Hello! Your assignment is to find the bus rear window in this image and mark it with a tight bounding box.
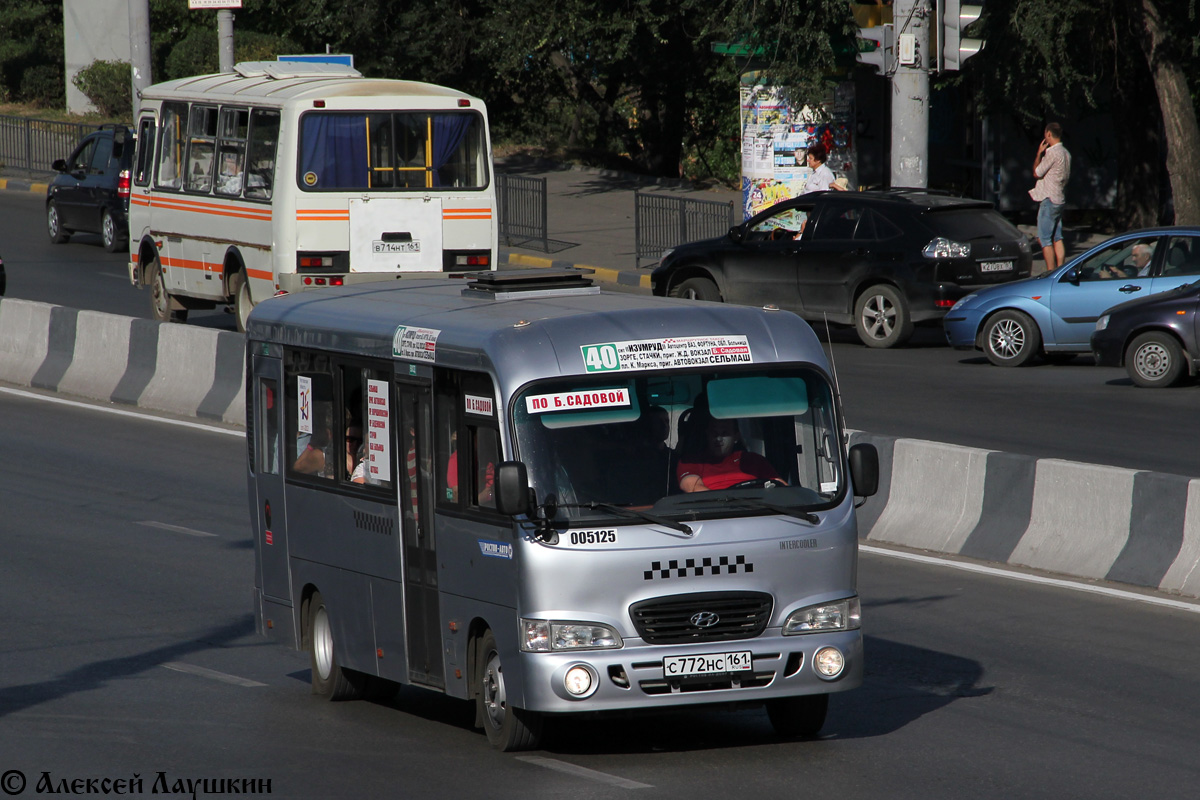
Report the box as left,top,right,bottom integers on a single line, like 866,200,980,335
298,111,487,191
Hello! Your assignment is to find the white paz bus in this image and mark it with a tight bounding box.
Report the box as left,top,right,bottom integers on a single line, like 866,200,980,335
127,62,497,330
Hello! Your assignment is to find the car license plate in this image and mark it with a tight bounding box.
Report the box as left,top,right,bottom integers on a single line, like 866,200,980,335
663,651,753,678
980,260,1013,272
373,240,420,254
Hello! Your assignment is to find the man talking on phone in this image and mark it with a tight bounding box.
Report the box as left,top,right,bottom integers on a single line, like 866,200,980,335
1029,122,1071,272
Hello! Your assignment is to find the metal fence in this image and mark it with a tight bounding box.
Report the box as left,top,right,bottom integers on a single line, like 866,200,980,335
635,192,737,267
496,172,549,252
0,114,106,175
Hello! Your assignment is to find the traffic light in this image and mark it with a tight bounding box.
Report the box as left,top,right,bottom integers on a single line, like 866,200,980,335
856,23,894,75
940,0,984,72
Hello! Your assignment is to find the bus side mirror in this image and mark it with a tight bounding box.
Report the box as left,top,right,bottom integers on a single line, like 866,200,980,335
848,443,879,498
495,461,531,517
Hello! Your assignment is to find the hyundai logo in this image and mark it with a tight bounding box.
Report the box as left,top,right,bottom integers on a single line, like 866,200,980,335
690,611,720,628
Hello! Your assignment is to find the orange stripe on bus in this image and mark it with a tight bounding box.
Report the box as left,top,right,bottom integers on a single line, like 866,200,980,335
246,268,273,281
162,257,224,274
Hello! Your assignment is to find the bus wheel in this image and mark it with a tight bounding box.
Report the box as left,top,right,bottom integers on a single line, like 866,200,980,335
766,693,829,738
150,257,188,323
476,629,542,751
232,271,254,333
307,591,362,701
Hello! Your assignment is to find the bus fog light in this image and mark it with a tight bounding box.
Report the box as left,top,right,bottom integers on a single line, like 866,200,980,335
813,647,845,679
564,665,595,697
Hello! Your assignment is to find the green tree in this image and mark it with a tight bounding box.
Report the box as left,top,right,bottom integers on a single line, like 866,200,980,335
972,0,1200,225
0,0,63,105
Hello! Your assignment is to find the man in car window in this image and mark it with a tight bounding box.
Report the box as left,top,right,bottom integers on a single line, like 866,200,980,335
677,416,781,493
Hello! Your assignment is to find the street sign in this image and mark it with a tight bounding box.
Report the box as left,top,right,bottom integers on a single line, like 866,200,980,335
279,54,356,68
189,1,243,8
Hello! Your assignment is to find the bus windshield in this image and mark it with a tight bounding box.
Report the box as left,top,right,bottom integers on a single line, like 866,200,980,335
511,368,843,524
298,111,487,190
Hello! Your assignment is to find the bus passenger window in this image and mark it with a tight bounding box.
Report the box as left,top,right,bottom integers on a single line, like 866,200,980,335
245,109,279,201
258,379,280,475
135,117,156,186
470,426,498,509
286,354,335,481
186,105,218,193
214,107,249,197
156,102,186,189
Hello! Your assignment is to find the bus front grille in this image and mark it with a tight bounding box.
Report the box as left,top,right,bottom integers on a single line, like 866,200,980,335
630,591,773,644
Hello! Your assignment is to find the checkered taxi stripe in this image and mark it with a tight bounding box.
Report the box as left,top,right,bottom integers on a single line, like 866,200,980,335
644,555,753,580
353,510,394,537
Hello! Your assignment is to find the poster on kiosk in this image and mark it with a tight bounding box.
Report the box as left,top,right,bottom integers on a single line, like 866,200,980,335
740,77,857,220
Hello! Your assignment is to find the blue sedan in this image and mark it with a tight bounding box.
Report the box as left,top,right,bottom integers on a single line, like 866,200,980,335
944,227,1200,366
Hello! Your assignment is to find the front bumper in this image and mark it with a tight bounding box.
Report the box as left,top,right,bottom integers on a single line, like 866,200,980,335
942,310,982,349
1090,330,1125,367
517,628,862,714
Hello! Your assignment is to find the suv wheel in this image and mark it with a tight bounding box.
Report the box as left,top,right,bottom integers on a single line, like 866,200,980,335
47,201,70,244
101,210,125,253
669,276,721,302
983,310,1041,367
854,285,912,348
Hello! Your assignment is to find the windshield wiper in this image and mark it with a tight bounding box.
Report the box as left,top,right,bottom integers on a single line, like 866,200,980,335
675,495,819,525
556,502,693,535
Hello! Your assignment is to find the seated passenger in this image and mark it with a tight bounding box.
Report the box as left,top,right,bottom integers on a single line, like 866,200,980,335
676,416,782,493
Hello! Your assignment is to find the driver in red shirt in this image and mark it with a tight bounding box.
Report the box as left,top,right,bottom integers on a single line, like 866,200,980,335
677,417,781,493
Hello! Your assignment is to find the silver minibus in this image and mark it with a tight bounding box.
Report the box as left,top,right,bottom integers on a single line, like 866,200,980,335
246,269,878,750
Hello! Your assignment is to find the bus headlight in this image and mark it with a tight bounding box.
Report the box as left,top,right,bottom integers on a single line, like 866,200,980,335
521,619,624,652
783,597,861,635
813,646,845,679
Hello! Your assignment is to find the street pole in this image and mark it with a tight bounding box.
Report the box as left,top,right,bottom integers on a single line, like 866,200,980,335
890,0,930,188
128,0,153,116
218,10,235,72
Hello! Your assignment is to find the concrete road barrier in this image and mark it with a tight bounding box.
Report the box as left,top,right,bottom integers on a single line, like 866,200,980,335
0,298,244,425
2,296,1197,600
851,432,1200,600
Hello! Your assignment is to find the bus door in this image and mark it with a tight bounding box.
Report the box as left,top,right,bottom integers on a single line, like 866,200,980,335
250,354,293,634
349,197,444,273
395,380,443,688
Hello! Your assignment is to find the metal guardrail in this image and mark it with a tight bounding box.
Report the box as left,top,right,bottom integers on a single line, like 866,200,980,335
0,114,106,175
634,192,736,268
496,172,549,252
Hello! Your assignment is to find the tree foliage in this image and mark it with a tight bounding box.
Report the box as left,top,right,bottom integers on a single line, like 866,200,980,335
0,0,63,105
72,60,132,118
972,0,1200,224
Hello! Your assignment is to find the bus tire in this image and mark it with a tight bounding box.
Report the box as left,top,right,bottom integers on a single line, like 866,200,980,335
307,591,362,701
47,201,70,244
766,693,829,739
232,271,254,333
476,629,542,751
150,256,188,323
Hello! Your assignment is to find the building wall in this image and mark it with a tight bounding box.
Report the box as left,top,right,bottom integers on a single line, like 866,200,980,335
63,0,133,114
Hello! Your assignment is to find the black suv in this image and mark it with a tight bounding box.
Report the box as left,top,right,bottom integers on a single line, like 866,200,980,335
651,190,1033,347
46,124,133,252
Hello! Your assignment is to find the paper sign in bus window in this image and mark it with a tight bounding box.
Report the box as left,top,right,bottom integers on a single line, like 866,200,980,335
581,336,753,373
392,325,440,362
366,379,391,483
525,388,631,414
297,375,313,435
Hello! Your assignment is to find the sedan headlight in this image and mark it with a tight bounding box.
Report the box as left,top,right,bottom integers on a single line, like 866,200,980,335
1095,314,1110,331
521,619,623,651
949,293,977,312
922,237,971,259
783,597,861,635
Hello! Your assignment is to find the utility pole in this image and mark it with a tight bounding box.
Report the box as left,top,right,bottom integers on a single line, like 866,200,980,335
890,0,930,188
128,0,153,116
218,10,235,72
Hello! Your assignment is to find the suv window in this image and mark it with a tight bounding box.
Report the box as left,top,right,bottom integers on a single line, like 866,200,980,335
925,208,1020,241
90,136,113,174
811,205,863,241
70,137,98,172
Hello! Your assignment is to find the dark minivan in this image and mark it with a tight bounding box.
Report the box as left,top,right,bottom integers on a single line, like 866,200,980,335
46,124,133,252
651,190,1033,348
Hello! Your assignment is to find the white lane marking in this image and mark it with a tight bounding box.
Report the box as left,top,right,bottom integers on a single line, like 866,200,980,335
160,662,266,687
860,544,1200,615
515,756,652,790
0,386,242,437
137,521,219,538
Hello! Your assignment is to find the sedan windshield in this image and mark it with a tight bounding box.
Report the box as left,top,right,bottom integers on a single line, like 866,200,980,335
512,368,843,524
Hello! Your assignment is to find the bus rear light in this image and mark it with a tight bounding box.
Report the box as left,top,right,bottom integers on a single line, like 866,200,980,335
330,277,344,286
299,256,333,268
456,254,490,267
313,100,326,108
458,99,470,107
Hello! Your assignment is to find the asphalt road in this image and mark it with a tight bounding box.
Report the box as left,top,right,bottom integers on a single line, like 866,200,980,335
1,386,1198,799
2,189,1197,476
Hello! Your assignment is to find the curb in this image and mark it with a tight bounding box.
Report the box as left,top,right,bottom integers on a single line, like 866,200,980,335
0,177,50,194
500,252,652,290
3,294,1197,601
